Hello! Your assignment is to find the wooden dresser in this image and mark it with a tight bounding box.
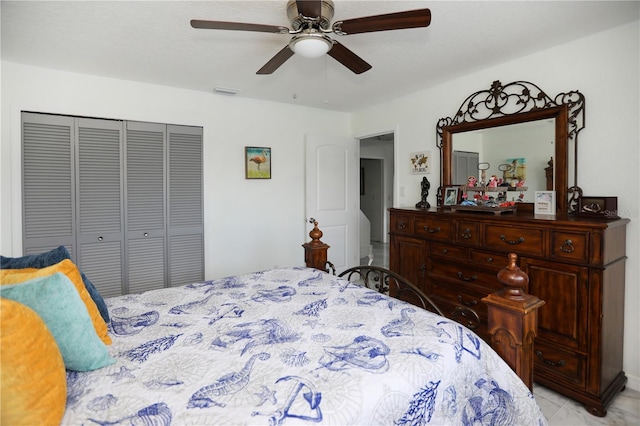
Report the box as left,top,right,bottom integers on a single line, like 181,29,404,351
389,207,628,416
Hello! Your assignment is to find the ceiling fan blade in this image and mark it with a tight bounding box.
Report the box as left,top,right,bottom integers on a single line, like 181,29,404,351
296,0,322,18
257,46,295,74
333,9,431,35
191,19,288,34
327,41,372,74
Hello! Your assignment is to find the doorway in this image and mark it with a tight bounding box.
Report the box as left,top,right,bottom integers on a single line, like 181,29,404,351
359,133,394,244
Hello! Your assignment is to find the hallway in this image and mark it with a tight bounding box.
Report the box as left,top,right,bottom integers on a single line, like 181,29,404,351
360,241,389,269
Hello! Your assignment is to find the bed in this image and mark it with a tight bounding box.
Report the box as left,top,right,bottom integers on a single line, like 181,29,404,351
1,226,546,425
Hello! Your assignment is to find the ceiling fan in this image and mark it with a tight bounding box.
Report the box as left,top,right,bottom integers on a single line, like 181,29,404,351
191,0,431,75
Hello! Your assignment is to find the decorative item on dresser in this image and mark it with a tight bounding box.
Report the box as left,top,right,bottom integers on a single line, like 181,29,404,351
389,79,629,417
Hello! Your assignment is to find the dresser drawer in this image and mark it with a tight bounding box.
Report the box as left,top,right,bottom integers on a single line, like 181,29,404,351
429,242,467,261
468,249,502,270
455,220,480,246
414,217,452,241
484,224,545,256
428,259,502,292
430,281,488,319
390,214,412,235
429,293,486,336
534,340,587,389
549,230,589,263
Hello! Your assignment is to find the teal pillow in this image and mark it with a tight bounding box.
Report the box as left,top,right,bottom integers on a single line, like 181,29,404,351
0,273,115,371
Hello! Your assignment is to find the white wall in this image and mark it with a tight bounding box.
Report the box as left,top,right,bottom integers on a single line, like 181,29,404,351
0,62,351,278
352,21,640,390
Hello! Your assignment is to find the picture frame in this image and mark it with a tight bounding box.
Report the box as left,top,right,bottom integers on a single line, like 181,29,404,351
577,196,619,219
443,186,460,206
534,190,556,215
410,151,431,174
245,147,271,179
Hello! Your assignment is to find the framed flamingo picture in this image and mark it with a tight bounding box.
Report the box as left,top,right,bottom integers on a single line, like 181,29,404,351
245,147,271,179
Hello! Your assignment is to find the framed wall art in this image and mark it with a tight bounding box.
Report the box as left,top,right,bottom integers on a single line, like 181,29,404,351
577,196,619,218
245,147,271,179
505,157,527,185
410,151,431,174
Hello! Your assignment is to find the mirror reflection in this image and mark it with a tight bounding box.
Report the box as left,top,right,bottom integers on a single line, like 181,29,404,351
452,119,555,203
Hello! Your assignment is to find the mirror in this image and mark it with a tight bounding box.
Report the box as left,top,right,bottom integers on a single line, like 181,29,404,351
437,81,585,213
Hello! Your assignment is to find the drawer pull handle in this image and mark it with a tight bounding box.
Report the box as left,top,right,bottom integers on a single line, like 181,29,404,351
535,351,566,367
486,257,493,263
442,249,448,254
561,239,575,253
457,272,477,282
457,294,478,306
398,221,407,230
98,236,103,241
420,263,426,276
500,234,525,245
424,226,441,233
451,306,480,330
462,228,472,239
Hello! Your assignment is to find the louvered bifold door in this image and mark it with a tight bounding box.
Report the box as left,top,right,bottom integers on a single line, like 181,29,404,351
76,118,125,298
167,125,204,287
22,113,76,258
125,121,167,293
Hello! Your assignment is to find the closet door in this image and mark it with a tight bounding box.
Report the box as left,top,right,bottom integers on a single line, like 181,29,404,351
167,125,204,286
125,121,167,293
21,113,76,257
75,118,125,298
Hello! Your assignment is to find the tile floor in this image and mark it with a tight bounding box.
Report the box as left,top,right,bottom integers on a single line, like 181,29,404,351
363,241,640,425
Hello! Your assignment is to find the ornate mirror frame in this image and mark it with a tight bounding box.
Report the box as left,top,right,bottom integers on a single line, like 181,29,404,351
437,80,585,213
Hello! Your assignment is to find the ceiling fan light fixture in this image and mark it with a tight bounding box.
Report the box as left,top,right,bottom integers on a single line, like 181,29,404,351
290,33,333,58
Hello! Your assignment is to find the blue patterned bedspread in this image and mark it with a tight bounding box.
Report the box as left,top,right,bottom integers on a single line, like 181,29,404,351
62,267,547,425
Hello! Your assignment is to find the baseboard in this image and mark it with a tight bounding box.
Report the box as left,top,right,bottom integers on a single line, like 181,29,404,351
626,372,640,392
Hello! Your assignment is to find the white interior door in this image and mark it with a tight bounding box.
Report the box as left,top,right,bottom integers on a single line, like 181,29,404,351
305,133,359,273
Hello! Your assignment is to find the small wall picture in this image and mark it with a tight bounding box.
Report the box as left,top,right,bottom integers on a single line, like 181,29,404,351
535,190,556,215
245,147,271,179
410,151,431,174
505,157,527,184
444,186,459,206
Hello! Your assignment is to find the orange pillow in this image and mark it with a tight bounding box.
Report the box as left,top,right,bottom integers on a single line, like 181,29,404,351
0,259,111,345
0,298,67,425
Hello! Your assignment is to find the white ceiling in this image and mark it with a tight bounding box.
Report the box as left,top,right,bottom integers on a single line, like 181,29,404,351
2,1,638,112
